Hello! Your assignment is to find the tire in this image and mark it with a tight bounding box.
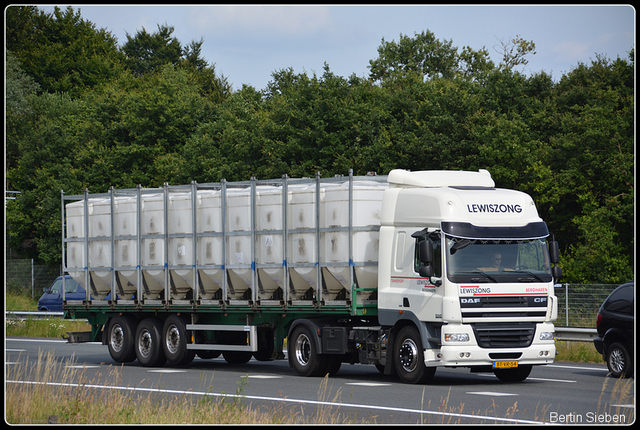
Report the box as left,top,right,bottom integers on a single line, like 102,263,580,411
223,351,253,364
324,357,342,376
197,350,221,360
606,342,633,378
493,364,533,382
288,325,328,377
162,315,195,366
253,328,275,361
107,315,138,363
394,326,435,384
134,318,167,367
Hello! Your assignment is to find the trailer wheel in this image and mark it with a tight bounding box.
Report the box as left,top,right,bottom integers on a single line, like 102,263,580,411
223,351,253,364
394,326,435,384
493,364,532,382
163,315,195,366
107,315,138,363
135,318,167,367
288,325,327,377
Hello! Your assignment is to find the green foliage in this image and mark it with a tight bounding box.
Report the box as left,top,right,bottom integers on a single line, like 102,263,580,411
4,9,634,283
6,5,124,98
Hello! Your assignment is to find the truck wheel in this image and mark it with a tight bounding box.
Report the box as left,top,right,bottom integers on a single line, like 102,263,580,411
288,325,327,377
163,315,195,366
606,342,633,378
135,318,167,367
107,315,137,363
223,351,253,364
394,326,435,384
493,365,532,382
197,350,221,359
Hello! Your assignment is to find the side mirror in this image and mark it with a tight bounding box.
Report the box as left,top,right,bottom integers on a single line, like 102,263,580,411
552,265,562,280
419,265,434,278
418,240,433,264
549,241,560,264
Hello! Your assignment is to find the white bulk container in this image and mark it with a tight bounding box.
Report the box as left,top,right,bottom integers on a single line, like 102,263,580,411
141,193,166,295
87,198,112,297
197,189,223,299
65,200,86,289
255,186,285,297
168,192,194,298
225,187,252,299
322,181,387,294
114,196,138,296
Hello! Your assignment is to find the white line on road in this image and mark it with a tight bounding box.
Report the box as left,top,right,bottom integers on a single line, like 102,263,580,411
345,382,392,387
467,391,518,397
7,379,546,424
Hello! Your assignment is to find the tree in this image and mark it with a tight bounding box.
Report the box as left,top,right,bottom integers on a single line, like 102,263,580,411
121,24,231,102
368,30,459,82
121,23,183,76
494,35,536,71
5,5,124,98
368,30,494,83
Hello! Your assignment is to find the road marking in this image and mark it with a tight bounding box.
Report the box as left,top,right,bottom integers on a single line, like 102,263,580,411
467,391,518,397
6,349,26,352
345,382,392,387
547,364,608,372
147,369,188,373
476,373,577,383
528,377,576,383
247,375,282,379
66,365,100,369
7,379,545,424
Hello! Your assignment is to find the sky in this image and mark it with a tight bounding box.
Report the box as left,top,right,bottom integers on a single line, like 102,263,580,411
38,4,635,91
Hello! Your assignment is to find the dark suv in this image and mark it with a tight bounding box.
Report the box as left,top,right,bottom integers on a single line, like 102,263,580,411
593,281,634,378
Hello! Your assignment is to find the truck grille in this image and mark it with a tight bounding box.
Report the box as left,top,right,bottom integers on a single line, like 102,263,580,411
460,296,548,319
472,323,536,348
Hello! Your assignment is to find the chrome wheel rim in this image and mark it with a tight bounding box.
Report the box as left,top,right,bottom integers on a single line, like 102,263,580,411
110,325,124,352
399,338,419,373
295,333,311,366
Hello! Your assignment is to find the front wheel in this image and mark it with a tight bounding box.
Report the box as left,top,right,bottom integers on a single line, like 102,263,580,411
394,326,435,384
493,364,532,382
607,342,633,378
288,325,327,377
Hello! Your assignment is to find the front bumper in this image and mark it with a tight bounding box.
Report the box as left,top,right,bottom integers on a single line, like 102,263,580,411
424,322,557,368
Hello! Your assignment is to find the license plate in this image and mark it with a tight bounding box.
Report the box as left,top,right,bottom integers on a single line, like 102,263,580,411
493,360,518,369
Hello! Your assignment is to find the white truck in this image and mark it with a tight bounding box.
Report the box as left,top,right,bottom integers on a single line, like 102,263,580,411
62,169,562,384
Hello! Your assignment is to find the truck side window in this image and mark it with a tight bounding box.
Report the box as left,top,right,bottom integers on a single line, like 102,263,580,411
414,232,442,277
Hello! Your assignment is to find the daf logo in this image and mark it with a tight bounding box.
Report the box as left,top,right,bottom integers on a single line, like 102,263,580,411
461,298,481,304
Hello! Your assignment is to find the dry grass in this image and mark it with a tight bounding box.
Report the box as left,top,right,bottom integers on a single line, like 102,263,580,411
6,350,378,424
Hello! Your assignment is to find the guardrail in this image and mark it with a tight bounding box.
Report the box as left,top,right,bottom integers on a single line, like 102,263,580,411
554,327,598,342
6,311,64,320
5,311,599,342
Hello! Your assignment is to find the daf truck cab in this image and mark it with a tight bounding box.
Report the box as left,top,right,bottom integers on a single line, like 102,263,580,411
376,169,561,383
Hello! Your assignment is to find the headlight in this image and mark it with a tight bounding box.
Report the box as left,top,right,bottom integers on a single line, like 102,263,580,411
539,332,555,341
444,333,470,342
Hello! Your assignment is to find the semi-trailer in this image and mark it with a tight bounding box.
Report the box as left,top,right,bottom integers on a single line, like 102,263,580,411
61,169,562,383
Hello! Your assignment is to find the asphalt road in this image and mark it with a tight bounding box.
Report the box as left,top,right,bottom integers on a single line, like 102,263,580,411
6,337,636,424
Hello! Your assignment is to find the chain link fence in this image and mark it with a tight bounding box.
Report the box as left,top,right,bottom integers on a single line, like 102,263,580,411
5,259,60,299
554,283,621,328
4,259,624,326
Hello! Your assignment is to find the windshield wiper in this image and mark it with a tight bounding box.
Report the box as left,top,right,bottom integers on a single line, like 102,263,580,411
513,270,546,282
458,271,498,283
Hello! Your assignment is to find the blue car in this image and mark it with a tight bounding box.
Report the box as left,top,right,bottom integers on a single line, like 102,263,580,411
38,275,87,311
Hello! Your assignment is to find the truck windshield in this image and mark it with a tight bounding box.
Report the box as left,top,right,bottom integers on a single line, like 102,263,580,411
445,236,552,283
